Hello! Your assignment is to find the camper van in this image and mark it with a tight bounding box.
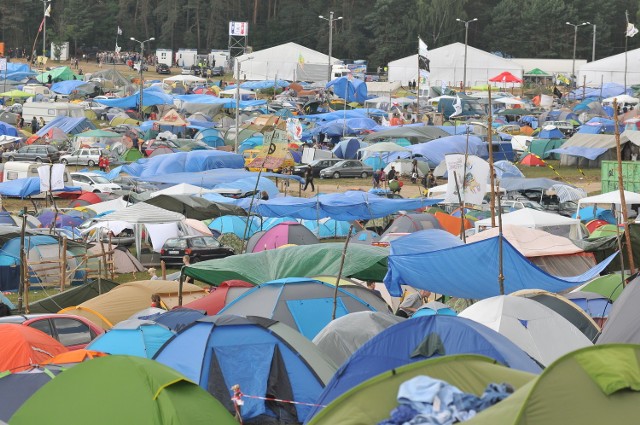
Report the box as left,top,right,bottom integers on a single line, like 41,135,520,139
21,102,85,123
22,85,53,100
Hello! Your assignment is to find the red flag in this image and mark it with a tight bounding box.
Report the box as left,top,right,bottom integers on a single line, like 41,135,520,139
38,18,45,33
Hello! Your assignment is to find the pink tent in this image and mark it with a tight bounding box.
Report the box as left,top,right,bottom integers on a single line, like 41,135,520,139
183,280,254,315
246,222,319,253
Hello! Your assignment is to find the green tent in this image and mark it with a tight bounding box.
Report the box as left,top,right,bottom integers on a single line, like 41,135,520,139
184,243,389,286
11,355,237,425
75,129,122,138
36,66,80,83
0,89,34,98
27,279,119,314
588,224,619,239
464,344,640,425
529,138,564,159
307,355,535,425
121,147,144,162
581,274,625,301
524,68,551,76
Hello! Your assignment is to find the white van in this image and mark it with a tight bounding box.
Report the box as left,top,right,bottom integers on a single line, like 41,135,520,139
21,102,85,124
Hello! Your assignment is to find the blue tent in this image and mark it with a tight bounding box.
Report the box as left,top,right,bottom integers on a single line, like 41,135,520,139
308,118,377,138
305,315,542,422
537,127,564,139
95,86,175,108
208,215,261,238
326,77,368,103
254,191,441,221
154,315,336,423
299,218,352,239
573,207,617,224
0,235,64,291
363,155,386,170
122,150,244,178
300,109,386,121
87,320,175,358
260,216,298,231
412,302,457,318
0,122,19,137
219,278,389,340
384,236,617,299
349,229,380,244
395,135,488,168
494,160,524,178
238,135,264,153
148,308,206,332
577,117,616,135
37,116,96,137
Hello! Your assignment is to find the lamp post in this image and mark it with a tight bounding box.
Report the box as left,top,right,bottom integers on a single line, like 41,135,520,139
456,18,477,93
41,0,51,59
130,37,155,118
319,12,343,81
234,56,253,152
585,22,596,62
566,22,589,88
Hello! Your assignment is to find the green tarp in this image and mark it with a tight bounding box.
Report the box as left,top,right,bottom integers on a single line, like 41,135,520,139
184,243,389,286
36,66,79,83
26,279,119,314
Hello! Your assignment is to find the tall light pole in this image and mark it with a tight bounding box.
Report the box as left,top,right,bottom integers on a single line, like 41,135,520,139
130,37,155,118
319,12,343,81
566,21,589,88
585,22,596,62
42,0,51,58
456,18,477,93
234,56,253,152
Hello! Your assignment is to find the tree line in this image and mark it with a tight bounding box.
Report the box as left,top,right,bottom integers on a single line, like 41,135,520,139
1,0,638,69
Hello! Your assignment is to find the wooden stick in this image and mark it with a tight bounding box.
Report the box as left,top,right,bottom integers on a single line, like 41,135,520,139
60,236,67,291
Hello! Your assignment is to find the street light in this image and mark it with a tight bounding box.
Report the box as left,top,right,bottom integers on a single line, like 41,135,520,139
456,17,478,93
566,21,589,87
585,22,596,62
41,0,51,59
234,56,253,153
319,12,343,81
130,37,155,118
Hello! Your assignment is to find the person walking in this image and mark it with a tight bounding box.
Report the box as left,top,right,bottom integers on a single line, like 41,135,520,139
303,164,315,191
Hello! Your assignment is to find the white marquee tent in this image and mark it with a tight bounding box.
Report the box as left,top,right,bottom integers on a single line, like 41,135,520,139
234,42,339,81
387,42,524,87
577,47,640,86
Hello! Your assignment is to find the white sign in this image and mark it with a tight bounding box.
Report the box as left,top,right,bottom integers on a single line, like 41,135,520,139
0,58,6,71
229,21,249,36
444,154,490,206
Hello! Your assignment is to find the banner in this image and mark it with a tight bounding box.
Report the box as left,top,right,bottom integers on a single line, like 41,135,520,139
418,37,430,80
229,21,249,36
444,154,489,205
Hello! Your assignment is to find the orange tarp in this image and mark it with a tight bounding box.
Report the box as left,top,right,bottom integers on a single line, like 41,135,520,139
42,349,108,365
434,212,472,236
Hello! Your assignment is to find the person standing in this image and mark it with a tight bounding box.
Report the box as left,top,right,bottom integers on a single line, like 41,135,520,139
98,153,110,172
31,116,38,133
396,289,431,318
303,165,315,191
148,268,160,280
39,117,45,128
387,166,396,181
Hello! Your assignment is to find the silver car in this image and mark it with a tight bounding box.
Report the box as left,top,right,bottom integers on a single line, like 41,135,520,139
60,148,103,166
319,160,374,179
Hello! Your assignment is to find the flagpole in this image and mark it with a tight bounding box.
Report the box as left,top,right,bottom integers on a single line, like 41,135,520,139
625,11,629,92
417,36,421,118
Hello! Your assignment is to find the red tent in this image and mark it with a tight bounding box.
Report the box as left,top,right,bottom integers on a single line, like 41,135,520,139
67,192,102,207
0,324,68,372
520,153,546,167
489,71,523,84
183,280,254,315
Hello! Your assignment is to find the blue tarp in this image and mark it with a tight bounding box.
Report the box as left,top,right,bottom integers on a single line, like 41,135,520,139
306,118,378,139
95,87,174,108
548,146,608,160
391,135,488,168
333,138,367,159
254,191,442,221
122,151,244,178
4,63,36,81
384,236,618,299
0,177,80,198
300,109,386,121
236,80,290,90
568,82,632,101
493,160,524,178
326,77,368,104
50,80,90,95
139,168,303,188
175,94,267,109
390,230,463,255
37,116,96,137
306,315,542,422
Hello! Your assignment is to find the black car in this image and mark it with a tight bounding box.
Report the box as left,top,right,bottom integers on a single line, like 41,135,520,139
160,235,234,265
2,145,61,163
211,66,224,76
293,158,342,178
156,63,171,74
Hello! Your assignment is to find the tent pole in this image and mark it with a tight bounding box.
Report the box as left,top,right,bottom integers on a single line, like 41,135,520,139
488,85,496,227
17,209,27,313
332,224,354,320
614,98,635,276
453,172,466,243
497,186,505,295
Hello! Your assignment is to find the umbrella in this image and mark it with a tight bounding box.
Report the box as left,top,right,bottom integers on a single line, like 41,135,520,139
489,71,523,83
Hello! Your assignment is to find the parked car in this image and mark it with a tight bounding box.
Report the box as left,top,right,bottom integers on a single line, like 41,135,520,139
319,160,374,179
501,199,545,211
70,172,122,193
181,67,194,75
60,148,103,166
2,145,61,163
0,314,104,350
293,158,342,178
156,63,171,74
211,66,224,76
160,235,235,265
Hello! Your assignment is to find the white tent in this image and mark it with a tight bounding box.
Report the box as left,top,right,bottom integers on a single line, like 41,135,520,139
95,203,186,260
387,42,524,87
149,183,213,198
459,295,592,366
577,190,640,223
603,94,639,105
234,42,339,81
474,208,584,239
84,197,129,215
577,47,640,86
219,88,257,100
163,75,207,85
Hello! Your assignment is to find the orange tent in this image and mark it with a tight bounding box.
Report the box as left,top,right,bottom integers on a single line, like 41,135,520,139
520,153,545,167
0,324,68,372
434,212,472,236
42,349,108,366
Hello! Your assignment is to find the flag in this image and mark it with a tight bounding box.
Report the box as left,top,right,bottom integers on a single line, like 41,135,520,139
449,96,463,118
418,37,430,74
44,5,51,17
444,154,490,206
115,42,121,53
298,53,304,69
117,26,123,36
38,17,45,33
627,23,639,37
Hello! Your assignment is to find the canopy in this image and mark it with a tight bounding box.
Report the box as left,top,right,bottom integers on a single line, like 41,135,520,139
489,71,523,83
524,68,551,76
578,190,640,208
183,243,388,286
384,236,617,299
96,202,184,224
253,191,441,221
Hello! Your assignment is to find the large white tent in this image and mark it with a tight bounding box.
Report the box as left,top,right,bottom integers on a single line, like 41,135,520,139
387,42,524,87
234,42,339,81
577,47,640,86
474,208,584,239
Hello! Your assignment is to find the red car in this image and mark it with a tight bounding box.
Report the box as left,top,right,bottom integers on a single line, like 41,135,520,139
0,314,104,350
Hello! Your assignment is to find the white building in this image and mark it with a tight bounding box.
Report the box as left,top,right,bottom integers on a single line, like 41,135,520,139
234,42,339,81
577,48,640,86
176,49,198,68
156,49,173,67
387,42,524,88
